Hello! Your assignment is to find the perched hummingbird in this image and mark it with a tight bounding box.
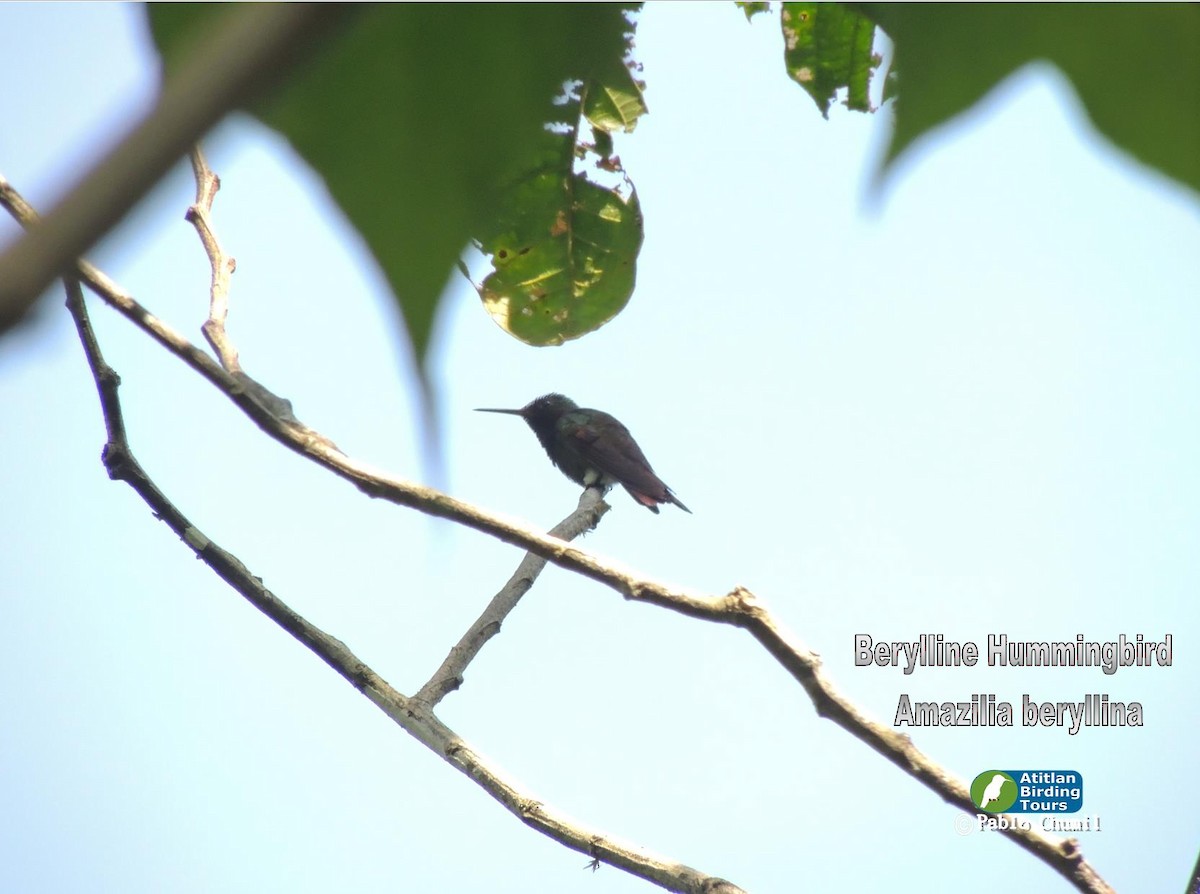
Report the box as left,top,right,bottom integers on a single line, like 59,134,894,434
476,393,691,514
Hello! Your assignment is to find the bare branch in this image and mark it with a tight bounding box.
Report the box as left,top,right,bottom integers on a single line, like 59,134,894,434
187,145,240,373
0,4,353,336
415,487,610,707
2,175,697,614
4,177,1113,894
61,277,746,894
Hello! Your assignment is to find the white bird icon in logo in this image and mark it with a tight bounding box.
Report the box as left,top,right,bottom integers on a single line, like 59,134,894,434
979,773,1008,809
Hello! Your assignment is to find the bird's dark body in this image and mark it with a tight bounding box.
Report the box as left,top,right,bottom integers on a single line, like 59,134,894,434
477,393,690,514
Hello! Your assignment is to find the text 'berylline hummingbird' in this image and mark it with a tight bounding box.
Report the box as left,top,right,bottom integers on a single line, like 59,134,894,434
476,394,690,514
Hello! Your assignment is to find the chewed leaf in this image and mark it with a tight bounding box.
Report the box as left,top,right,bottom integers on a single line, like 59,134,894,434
479,160,642,346
781,2,880,117
474,38,645,347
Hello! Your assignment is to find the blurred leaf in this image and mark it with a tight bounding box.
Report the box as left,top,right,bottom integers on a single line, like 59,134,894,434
592,128,616,160
583,55,648,134
865,4,1200,195
781,2,879,117
147,4,641,389
737,2,772,23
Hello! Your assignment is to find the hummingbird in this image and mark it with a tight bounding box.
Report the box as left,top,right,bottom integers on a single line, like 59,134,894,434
476,393,691,514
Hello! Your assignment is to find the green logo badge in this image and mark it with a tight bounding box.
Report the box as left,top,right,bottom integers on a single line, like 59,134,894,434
971,770,1017,812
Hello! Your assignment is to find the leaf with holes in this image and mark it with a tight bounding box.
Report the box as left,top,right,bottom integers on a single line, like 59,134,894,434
478,129,642,347
781,2,880,117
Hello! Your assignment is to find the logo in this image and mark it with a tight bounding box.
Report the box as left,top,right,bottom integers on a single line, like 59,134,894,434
971,770,1017,812
971,769,1083,814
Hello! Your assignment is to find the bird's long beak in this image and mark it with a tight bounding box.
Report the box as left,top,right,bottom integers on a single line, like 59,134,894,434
475,407,525,416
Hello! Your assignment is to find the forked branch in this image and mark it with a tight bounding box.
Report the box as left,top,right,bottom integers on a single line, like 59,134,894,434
60,275,745,894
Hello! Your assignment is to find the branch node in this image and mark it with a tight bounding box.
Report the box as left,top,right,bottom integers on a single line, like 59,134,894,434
189,145,242,374
96,363,121,390
517,798,545,820
100,442,134,481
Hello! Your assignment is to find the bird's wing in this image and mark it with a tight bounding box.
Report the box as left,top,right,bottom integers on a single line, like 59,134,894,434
558,410,674,500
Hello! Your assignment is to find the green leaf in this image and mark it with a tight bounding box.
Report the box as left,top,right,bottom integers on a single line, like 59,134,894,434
470,36,647,348
476,128,643,347
781,2,879,117
592,128,616,160
146,4,641,383
737,2,772,23
583,55,649,135
865,4,1200,196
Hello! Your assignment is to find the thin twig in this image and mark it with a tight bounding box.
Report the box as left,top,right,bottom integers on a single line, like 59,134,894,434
61,276,745,894
0,5,353,336
415,487,609,707
187,145,240,373
182,148,613,708
2,178,1113,894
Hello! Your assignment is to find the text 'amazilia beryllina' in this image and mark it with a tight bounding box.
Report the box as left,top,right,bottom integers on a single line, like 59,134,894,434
476,393,690,514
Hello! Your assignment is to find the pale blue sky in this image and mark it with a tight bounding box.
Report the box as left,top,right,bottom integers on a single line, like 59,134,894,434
1,4,1197,893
